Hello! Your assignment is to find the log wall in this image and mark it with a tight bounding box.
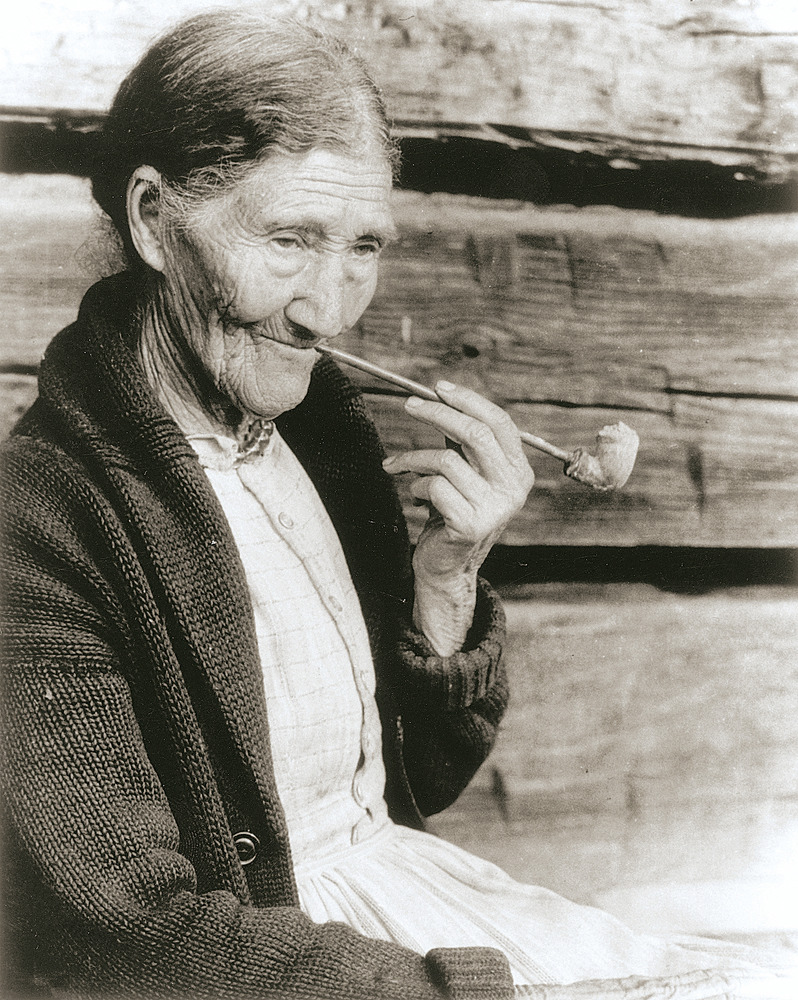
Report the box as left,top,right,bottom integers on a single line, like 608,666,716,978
2,176,797,547
429,586,798,935
5,0,798,177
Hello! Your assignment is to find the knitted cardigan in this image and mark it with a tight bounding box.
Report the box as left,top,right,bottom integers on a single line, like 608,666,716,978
1,274,513,1000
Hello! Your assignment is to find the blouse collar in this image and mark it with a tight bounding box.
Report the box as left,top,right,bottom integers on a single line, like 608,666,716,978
186,418,275,472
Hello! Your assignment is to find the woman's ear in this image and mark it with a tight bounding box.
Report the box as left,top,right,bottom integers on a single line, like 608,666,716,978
126,165,167,272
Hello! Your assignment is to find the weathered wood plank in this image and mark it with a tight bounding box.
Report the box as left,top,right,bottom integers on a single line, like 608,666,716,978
363,193,798,403
428,587,798,933
3,175,797,546
4,0,797,175
0,176,99,368
0,374,37,440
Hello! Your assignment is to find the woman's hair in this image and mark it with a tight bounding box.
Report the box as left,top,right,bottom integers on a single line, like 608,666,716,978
91,9,399,266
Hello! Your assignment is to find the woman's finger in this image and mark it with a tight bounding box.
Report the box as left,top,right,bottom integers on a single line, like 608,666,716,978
434,381,528,464
404,397,520,485
410,475,475,536
387,450,521,545
383,448,488,500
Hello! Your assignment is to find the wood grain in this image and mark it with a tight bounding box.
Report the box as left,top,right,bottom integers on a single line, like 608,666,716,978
4,0,797,175
2,175,797,546
365,193,798,403
0,176,100,369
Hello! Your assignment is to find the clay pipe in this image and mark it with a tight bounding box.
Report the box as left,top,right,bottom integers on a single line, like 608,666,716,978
316,344,639,491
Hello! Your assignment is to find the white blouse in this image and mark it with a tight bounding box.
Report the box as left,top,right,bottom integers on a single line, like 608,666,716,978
186,425,389,865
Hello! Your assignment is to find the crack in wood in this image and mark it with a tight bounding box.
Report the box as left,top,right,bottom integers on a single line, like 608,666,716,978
5,109,795,181
684,30,798,38
664,387,798,404
563,235,580,306
490,766,511,824
686,444,707,514
362,385,667,417
524,397,659,415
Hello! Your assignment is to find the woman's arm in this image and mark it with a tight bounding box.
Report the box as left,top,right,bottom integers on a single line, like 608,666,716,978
378,381,532,813
383,382,534,658
392,575,509,817
3,655,510,999
278,360,519,821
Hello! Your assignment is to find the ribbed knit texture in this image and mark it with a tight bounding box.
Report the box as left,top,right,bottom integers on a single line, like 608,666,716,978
1,274,513,1000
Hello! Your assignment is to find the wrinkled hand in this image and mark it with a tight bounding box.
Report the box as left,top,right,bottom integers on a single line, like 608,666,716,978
382,380,534,654
383,380,535,575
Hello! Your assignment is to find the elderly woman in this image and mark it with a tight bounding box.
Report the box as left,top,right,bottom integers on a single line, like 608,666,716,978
1,11,791,1000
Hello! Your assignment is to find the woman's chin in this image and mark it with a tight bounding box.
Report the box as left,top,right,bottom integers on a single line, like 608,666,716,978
232,367,313,420
219,334,318,419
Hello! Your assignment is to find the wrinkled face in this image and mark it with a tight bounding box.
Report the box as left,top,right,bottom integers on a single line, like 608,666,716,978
160,147,395,420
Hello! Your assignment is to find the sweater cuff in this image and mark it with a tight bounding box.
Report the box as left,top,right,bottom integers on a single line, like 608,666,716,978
425,946,514,999
397,577,506,711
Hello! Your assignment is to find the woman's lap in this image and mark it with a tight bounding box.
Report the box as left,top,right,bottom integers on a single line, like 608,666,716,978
296,823,793,994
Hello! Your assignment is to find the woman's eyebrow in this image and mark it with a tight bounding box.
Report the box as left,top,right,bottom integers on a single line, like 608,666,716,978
257,216,399,244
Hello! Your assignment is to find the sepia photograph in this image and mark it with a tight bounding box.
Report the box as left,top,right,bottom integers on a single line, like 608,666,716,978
1,1,797,997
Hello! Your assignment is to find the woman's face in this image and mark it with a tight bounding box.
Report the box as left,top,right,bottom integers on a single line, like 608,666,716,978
160,147,396,420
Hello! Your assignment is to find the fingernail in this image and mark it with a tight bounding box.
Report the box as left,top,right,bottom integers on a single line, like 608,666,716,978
382,456,396,468
436,380,455,392
405,396,423,409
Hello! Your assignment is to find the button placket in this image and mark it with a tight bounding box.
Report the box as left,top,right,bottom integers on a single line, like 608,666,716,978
237,442,386,847
211,436,392,860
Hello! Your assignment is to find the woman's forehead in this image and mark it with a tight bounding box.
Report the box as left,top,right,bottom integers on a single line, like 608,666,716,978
220,148,396,239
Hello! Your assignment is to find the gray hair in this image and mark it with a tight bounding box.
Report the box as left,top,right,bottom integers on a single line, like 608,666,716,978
91,9,399,267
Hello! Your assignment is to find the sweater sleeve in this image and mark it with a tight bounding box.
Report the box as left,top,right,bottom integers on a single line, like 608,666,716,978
394,576,509,817
1,439,515,1000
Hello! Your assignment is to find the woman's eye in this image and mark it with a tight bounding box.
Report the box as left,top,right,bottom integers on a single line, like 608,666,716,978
352,240,381,258
271,234,304,251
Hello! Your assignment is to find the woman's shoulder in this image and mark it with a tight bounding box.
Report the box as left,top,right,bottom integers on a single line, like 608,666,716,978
1,403,104,532
4,396,84,468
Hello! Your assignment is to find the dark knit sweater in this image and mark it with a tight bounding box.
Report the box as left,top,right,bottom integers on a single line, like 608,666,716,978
1,274,513,1000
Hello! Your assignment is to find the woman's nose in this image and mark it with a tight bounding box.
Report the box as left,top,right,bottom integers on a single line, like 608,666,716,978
291,250,348,339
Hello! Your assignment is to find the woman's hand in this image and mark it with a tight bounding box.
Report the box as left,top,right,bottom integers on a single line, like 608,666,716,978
382,380,534,655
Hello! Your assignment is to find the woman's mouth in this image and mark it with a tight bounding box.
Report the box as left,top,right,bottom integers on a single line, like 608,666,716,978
281,319,320,349
243,317,320,350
